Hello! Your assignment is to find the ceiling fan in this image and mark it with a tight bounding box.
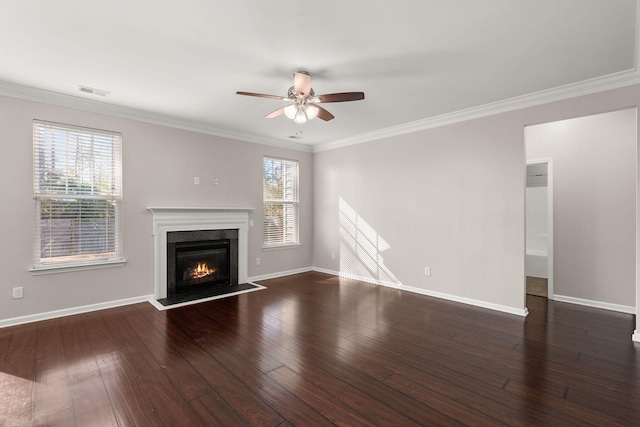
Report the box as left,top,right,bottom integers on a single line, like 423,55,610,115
236,71,364,124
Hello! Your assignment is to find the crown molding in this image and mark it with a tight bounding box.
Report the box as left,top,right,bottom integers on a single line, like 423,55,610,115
313,68,640,153
2,68,640,156
0,80,314,153
314,4,640,153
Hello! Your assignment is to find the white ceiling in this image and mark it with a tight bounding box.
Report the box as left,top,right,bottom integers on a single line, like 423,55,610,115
0,1,637,150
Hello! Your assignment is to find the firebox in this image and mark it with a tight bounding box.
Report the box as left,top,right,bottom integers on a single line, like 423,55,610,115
175,239,230,290
166,229,238,298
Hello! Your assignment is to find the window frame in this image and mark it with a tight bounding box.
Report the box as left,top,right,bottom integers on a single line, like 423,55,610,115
262,156,300,249
31,120,125,274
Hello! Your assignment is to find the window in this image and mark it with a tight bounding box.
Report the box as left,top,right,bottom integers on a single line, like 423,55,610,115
32,120,123,270
263,157,299,248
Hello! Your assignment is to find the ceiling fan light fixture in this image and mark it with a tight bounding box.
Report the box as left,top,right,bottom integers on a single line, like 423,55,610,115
284,104,297,119
294,110,307,124
305,104,319,120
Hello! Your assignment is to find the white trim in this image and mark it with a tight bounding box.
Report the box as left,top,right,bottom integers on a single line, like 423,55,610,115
553,294,635,314
312,268,528,317
399,284,529,317
148,207,253,300
0,80,313,153
262,243,302,251
2,69,640,154
336,271,402,289
313,69,640,152
147,283,267,311
147,206,254,217
249,267,313,282
29,259,126,275
0,294,152,329
635,2,640,346
312,266,339,276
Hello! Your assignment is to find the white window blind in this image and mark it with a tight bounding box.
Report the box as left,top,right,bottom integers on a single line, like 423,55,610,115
33,120,123,268
263,157,299,247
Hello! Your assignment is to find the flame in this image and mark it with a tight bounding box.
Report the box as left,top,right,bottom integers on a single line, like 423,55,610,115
190,262,217,280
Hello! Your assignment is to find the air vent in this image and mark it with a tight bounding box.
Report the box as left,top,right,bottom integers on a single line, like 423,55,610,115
78,85,110,97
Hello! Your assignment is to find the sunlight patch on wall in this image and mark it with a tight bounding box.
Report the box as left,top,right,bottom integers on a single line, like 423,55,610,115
338,197,400,286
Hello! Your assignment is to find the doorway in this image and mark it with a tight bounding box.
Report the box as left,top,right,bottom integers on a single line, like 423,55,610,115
525,159,553,299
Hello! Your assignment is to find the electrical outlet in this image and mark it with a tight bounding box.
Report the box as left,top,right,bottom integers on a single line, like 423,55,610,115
256,258,261,266
424,267,431,276
13,287,23,299
213,177,219,185
193,177,200,185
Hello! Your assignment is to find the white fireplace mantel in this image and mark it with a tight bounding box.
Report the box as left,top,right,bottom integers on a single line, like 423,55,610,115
148,207,254,300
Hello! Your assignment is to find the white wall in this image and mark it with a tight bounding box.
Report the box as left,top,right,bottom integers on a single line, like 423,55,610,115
526,186,548,255
313,84,640,316
525,185,548,278
526,109,636,306
0,95,313,323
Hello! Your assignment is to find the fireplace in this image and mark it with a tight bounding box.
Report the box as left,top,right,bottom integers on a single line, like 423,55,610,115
148,207,259,308
167,229,238,297
175,240,230,289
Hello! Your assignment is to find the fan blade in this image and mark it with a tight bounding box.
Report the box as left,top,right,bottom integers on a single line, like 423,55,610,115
293,72,312,97
265,107,285,119
315,105,335,121
314,92,365,103
236,91,287,101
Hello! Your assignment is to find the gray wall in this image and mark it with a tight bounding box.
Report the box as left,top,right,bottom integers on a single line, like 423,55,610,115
313,115,527,312
313,85,640,315
526,109,636,306
0,95,313,322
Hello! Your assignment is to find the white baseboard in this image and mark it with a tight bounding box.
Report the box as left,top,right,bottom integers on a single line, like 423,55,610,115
249,267,313,282
553,294,635,314
14,270,630,328
313,267,402,288
0,266,314,328
399,284,528,317
633,330,640,343
312,268,527,317
0,294,153,329
311,266,339,276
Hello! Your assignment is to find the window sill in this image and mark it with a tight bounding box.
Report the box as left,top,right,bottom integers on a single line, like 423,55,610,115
262,243,302,251
29,259,127,275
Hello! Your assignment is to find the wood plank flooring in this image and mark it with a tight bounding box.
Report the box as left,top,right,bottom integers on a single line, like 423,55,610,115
1,271,639,426
526,276,548,298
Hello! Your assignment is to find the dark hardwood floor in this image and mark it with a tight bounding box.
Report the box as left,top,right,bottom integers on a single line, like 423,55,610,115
1,271,639,426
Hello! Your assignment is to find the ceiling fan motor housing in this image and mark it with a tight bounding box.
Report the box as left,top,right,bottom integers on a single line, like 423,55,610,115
288,86,314,100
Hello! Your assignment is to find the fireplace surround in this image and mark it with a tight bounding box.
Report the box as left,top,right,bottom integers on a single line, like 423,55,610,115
148,207,254,306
